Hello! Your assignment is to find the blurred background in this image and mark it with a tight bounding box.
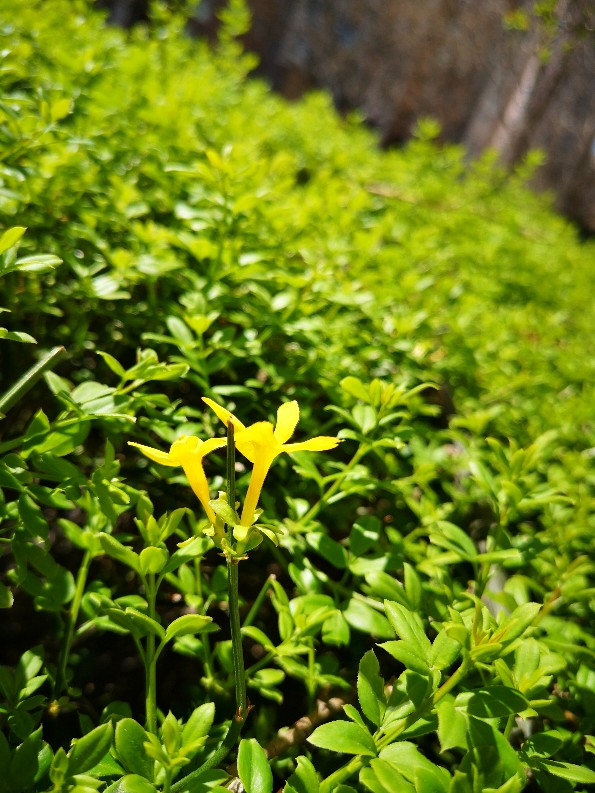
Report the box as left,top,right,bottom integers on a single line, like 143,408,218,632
96,0,595,232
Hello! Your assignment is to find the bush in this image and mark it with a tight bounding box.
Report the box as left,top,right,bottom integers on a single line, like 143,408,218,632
1,2,593,791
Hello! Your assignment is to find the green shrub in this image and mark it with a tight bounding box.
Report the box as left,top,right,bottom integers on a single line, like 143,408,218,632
0,1,593,791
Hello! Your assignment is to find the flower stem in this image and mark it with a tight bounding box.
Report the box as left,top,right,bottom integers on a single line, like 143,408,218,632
300,443,369,525
228,559,247,716
145,573,158,734
54,548,93,698
226,421,247,718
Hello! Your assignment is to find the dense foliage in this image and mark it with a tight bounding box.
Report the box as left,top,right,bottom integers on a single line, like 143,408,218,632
1,1,594,792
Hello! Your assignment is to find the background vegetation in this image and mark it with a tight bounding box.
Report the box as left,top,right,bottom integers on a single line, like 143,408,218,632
1,1,594,791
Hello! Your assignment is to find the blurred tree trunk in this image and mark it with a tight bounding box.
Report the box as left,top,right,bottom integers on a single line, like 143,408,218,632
103,0,595,231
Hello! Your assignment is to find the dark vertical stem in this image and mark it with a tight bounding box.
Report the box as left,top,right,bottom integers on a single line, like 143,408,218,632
226,421,247,716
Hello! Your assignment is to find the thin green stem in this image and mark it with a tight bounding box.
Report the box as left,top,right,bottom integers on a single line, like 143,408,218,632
378,655,472,750
170,716,243,793
0,414,92,455
228,559,246,716
300,443,369,525
243,574,276,628
54,548,93,697
145,573,158,734
226,420,247,717
307,646,316,712
175,422,249,793
244,649,276,679
476,519,508,598
504,713,516,741
320,656,473,793
0,346,67,415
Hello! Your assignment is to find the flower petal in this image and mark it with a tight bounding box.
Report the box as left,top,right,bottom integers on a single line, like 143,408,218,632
234,421,276,464
202,397,246,432
169,435,226,464
128,441,177,467
274,400,299,444
283,436,341,453
200,436,228,456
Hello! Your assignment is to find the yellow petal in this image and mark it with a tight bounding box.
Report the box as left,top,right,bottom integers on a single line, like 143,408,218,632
169,435,225,464
169,435,201,460
234,421,276,464
283,436,341,453
202,397,246,432
128,441,177,467
200,436,228,456
274,400,299,444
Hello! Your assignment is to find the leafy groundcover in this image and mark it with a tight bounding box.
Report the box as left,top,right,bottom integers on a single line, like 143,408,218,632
1,1,594,791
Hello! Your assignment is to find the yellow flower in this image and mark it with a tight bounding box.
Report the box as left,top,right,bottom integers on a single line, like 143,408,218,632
202,397,340,527
128,435,225,524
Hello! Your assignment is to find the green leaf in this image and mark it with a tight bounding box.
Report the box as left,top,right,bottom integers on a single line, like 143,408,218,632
125,608,165,641
437,697,469,752
343,704,369,732
521,730,565,758
484,776,524,793
364,571,409,606
115,719,154,779
97,351,126,378
430,629,461,670
493,602,541,645
383,601,431,655
464,686,528,718
403,563,422,610
241,626,276,652
350,517,381,557
0,226,26,255
340,376,369,402
68,722,113,775
352,404,377,434
105,774,158,793
14,254,62,273
0,582,13,608
308,721,377,757
378,640,430,674
50,97,71,122
285,756,320,793
307,533,348,569
343,599,393,639
181,703,216,747
430,521,477,560
536,759,595,784
237,738,273,793
322,610,350,646
23,419,90,457
99,533,140,574
164,614,214,642
379,741,450,793
139,546,169,576
18,493,49,539
361,761,414,793
463,717,524,788
358,650,386,728
513,637,541,686
0,328,36,343
9,729,44,790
